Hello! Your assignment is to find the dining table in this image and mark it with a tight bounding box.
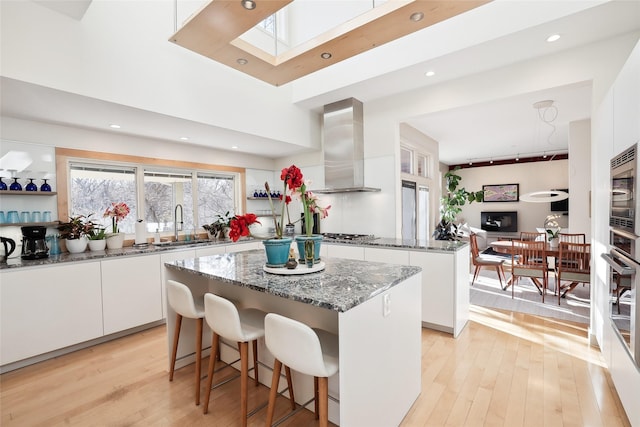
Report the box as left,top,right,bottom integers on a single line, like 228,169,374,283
489,239,589,298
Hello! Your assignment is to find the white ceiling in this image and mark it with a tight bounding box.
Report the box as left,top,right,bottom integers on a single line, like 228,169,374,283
2,1,639,165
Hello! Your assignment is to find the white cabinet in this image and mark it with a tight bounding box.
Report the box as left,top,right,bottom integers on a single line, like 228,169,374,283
160,249,196,318
101,255,163,335
365,247,409,265
0,262,103,365
228,241,263,252
409,246,470,338
326,244,365,260
195,245,226,257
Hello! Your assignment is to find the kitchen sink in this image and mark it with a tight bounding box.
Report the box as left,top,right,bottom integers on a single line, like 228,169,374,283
152,239,212,247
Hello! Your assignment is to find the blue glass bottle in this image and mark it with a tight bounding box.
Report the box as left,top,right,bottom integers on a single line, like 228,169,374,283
25,178,37,191
0,177,6,191
9,178,22,191
40,179,51,192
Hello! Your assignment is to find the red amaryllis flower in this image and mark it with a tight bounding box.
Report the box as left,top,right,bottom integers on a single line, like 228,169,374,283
279,194,292,204
228,214,261,242
281,165,303,191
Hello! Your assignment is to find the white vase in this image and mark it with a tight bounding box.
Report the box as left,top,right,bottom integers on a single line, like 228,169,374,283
88,239,107,251
106,232,125,249
65,237,88,254
549,237,559,248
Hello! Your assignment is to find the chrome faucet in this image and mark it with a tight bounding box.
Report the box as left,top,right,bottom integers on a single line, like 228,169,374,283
174,204,183,241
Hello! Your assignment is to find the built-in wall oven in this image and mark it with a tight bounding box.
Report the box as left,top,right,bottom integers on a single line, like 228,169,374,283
604,143,640,369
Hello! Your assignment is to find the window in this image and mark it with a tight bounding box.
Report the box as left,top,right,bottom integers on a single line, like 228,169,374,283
63,149,242,239
144,170,194,233
417,154,428,178
401,147,413,174
197,173,235,226
69,163,137,233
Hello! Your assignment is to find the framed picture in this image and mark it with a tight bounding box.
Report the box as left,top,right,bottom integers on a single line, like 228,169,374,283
483,183,519,202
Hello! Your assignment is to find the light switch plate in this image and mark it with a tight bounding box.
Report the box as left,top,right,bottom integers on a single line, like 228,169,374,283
383,293,391,317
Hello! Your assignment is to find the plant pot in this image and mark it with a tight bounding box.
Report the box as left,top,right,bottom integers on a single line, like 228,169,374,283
88,239,107,251
294,235,323,263
65,237,88,254
106,232,126,249
263,237,292,268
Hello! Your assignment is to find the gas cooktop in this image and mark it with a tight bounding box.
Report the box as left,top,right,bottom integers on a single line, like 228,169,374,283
321,233,377,241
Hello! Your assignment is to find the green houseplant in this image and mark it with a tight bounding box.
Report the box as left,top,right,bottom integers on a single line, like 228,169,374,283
433,167,484,241
58,214,94,253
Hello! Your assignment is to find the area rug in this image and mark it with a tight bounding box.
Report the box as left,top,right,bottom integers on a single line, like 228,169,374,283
469,267,591,324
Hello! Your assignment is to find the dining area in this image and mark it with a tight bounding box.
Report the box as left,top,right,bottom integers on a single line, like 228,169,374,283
472,230,591,307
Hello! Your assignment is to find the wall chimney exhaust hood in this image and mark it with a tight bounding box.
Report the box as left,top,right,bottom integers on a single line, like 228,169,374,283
314,98,381,194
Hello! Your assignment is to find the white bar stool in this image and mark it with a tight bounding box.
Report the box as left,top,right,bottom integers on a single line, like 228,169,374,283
264,313,339,427
166,279,205,406
202,293,280,427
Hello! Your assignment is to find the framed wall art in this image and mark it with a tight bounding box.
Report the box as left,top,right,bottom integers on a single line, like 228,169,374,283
483,183,519,202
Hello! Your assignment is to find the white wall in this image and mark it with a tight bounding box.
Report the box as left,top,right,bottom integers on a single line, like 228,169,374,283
568,119,591,236
0,0,318,150
454,160,569,234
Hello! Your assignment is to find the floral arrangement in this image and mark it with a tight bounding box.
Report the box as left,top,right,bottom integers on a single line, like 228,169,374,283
544,214,562,241
58,215,95,240
227,165,330,242
103,202,130,234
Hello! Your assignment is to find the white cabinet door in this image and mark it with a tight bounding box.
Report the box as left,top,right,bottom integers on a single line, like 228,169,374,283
101,255,163,335
365,247,409,265
409,251,455,332
327,244,365,260
160,249,196,318
228,241,263,252
195,246,227,257
0,262,103,365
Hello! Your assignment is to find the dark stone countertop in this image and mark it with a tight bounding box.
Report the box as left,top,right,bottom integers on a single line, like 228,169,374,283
165,250,422,312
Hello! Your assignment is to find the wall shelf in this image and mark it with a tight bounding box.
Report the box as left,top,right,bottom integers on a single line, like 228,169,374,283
0,191,57,196
0,221,58,228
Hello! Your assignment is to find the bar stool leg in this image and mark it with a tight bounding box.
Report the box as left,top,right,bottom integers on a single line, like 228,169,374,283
252,340,259,386
266,359,282,426
195,317,203,405
318,376,329,427
240,341,248,427
285,366,295,410
203,333,220,415
314,376,319,419
169,313,182,381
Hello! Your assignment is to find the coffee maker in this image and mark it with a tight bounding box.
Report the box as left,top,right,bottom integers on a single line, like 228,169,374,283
21,226,49,259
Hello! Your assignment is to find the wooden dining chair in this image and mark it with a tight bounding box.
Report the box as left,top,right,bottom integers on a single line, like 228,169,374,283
511,240,549,302
556,242,590,305
520,231,545,242
558,233,586,244
469,233,506,289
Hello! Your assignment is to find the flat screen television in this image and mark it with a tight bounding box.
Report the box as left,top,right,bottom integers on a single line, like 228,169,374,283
480,211,518,233
550,188,569,212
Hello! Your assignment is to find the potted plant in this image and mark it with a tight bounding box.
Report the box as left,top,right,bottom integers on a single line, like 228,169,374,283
203,211,233,240
86,224,107,251
58,214,93,253
433,167,484,241
544,214,562,248
103,202,130,249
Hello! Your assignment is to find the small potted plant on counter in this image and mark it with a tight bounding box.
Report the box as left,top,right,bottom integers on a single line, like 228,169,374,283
86,223,107,251
58,214,93,253
203,211,233,240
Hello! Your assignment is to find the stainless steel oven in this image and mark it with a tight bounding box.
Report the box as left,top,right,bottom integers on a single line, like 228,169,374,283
610,143,639,234
602,248,639,368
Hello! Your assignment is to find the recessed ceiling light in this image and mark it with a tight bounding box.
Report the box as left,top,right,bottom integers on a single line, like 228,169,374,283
109,124,121,129
231,145,238,150
425,70,435,77
410,12,424,22
180,137,189,141
237,58,248,65
546,34,561,42
241,0,256,10
320,52,332,59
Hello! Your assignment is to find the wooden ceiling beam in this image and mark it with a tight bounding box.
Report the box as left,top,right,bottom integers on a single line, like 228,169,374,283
169,0,490,86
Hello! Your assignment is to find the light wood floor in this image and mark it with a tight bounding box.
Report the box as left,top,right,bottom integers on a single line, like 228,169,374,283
0,305,630,427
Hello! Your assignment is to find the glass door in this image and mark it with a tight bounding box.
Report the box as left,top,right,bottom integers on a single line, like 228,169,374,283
402,181,416,240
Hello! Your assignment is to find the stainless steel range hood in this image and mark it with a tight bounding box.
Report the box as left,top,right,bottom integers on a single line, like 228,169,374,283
314,98,381,194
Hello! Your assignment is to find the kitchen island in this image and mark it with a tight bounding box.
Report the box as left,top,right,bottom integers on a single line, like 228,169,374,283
165,250,422,427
